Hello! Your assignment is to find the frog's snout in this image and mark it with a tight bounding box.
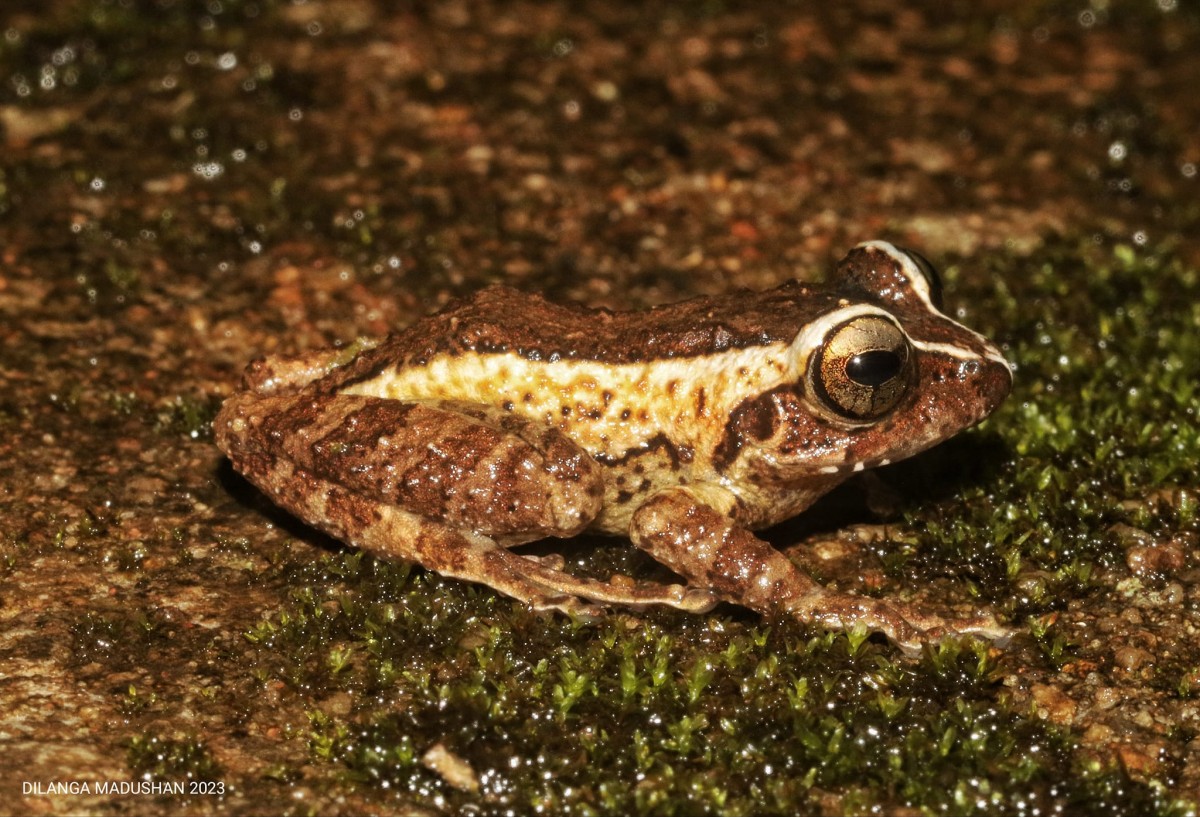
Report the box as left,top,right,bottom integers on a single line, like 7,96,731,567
972,350,1014,421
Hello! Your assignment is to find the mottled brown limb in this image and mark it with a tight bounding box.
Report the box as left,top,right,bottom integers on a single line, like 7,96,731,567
219,392,607,540
237,348,352,393
358,505,719,614
629,485,1012,652
330,487,720,615
221,436,716,614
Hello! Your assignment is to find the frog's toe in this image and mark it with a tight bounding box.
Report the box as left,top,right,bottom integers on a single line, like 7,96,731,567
944,616,1015,644
676,586,720,612
891,612,1014,656
521,552,566,570
779,590,1014,654
529,593,605,620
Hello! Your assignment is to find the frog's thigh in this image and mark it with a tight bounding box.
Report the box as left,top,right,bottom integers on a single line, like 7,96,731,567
629,487,1010,651
233,394,715,612
261,459,715,614
268,395,608,540
360,503,717,614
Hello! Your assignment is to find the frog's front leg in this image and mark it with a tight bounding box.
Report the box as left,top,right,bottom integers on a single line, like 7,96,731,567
216,392,715,614
629,485,1011,652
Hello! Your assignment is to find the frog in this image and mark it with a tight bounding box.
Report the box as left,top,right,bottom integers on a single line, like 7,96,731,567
215,241,1013,651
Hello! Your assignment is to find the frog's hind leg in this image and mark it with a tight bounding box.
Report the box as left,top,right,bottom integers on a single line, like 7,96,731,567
237,346,375,395
256,459,716,616
220,392,715,614
630,485,1013,653
359,499,717,615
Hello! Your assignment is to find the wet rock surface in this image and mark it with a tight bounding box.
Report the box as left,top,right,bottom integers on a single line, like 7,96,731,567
2,1,1199,814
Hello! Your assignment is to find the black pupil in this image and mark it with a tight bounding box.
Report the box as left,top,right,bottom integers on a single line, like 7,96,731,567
845,350,902,386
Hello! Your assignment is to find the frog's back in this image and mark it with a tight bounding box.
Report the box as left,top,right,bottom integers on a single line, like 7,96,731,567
314,283,839,474
327,282,833,388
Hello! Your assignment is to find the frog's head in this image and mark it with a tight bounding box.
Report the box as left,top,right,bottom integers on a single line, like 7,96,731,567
720,241,1012,487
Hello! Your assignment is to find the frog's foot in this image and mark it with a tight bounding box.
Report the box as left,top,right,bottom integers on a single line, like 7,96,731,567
631,486,1011,653
781,590,1014,655
234,347,366,394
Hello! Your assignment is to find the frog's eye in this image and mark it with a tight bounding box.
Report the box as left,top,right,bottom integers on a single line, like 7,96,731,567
810,315,913,421
895,246,944,311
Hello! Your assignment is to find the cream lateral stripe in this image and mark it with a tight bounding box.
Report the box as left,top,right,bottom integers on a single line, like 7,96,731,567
910,311,1006,366
341,342,795,456
344,342,792,402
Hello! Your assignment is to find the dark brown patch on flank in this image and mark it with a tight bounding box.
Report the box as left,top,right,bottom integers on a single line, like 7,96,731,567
712,388,784,471
593,433,687,470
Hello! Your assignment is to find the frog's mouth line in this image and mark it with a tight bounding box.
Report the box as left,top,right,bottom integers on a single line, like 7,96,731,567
817,457,892,476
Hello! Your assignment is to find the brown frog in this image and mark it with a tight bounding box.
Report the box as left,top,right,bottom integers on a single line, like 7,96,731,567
215,241,1012,650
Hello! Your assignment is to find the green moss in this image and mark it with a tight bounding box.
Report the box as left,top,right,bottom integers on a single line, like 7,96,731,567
119,684,159,718
239,548,1179,815
127,734,223,785
69,607,164,669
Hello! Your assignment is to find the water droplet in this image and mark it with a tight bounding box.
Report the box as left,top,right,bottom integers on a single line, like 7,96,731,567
192,161,225,180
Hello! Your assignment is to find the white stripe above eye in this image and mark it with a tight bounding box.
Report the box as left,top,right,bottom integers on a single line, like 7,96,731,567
853,240,1008,366
788,302,899,359
854,240,937,311
909,337,1008,366
795,300,1004,371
